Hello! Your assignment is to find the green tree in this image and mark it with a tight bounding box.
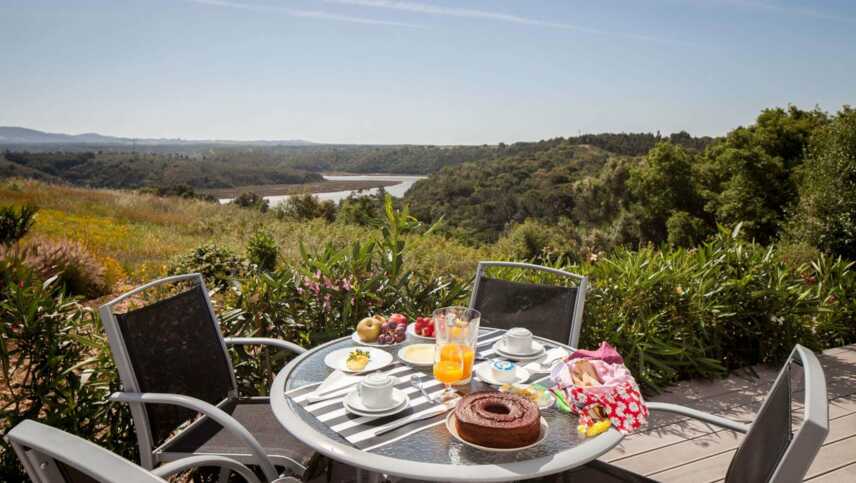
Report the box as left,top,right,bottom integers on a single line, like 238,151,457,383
787,106,856,259
628,142,705,244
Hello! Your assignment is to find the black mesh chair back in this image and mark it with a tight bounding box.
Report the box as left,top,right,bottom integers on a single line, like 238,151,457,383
725,345,828,483
725,366,792,482
472,277,577,344
113,283,235,447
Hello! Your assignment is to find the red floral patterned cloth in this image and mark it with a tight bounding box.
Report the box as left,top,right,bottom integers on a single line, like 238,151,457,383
566,380,648,432
550,351,648,434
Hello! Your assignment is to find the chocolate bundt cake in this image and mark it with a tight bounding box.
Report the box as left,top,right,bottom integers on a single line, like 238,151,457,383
454,392,541,448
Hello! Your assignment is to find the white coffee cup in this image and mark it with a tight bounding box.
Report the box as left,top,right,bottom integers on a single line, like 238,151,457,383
357,372,398,409
504,327,534,355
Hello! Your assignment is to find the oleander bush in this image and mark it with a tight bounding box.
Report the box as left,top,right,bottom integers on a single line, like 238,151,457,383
0,253,134,481
246,229,278,272
579,224,856,392
0,204,36,246
168,243,247,290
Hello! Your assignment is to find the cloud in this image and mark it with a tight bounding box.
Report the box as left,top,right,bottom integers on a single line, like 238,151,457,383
186,0,423,27
323,0,674,43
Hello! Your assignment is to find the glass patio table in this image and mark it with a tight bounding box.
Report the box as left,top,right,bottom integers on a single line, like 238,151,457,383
270,328,624,482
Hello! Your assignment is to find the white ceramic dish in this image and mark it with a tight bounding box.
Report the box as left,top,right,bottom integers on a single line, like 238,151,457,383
398,343,435,367
405,323,435,341
494,339,545,357
324,347,394,373
498,383,557,410
475,360,530,386
343,388,409,416
445,411,549,452
351,331,408,348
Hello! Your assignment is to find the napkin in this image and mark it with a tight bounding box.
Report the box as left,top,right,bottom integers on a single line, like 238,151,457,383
306,370,362,401
568,341,624,365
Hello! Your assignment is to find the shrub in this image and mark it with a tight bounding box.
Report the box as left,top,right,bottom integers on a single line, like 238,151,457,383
168,243,246,290
9,238,110,298
579,224,841,392
231,191,269,213
0,204,37,246
666,211,707,247
495,219,581,263
0,254,134,480
247,230,278,272
274,194,336,222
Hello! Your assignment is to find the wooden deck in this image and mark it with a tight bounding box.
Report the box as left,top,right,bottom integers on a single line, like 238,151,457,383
606,344,856,482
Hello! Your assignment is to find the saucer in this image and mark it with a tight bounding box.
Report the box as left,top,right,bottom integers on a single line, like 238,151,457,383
475,360,531,386
344,389,409,417
445,411,549,452
493,340,545,360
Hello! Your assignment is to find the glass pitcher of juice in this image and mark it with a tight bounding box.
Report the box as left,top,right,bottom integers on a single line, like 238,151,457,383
433,306,480,387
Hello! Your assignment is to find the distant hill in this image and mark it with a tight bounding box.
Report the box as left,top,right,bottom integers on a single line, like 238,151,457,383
0,126,317,146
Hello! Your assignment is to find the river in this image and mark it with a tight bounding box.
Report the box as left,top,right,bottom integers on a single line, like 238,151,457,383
220,174,426,207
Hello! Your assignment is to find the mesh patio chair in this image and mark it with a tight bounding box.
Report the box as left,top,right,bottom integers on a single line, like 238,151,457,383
98,273,323,483
558,344,829,483
5,419,302,483
468,261,588,348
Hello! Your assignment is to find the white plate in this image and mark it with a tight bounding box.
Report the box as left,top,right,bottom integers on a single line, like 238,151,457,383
493,339,544,361
398,343,435,367
344,388,410,415
406,322,435,341
445,411,549,452
475,360,531,386
351,331,408,348
324,347,393,373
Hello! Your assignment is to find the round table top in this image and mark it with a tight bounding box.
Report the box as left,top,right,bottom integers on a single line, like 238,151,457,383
270,328,624,482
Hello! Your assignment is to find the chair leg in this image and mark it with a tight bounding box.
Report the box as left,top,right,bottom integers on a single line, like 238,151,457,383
217,466,231,483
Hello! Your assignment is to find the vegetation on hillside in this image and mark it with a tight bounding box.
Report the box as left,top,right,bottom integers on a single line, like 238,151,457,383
0,150,322,190
406,106,841,258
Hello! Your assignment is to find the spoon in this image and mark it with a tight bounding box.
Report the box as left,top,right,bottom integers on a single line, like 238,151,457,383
410,373,435,403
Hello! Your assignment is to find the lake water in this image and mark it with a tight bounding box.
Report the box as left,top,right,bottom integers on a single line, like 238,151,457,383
220,174,426,207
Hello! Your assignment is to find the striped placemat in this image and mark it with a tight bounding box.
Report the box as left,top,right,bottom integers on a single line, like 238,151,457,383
285,329,552,451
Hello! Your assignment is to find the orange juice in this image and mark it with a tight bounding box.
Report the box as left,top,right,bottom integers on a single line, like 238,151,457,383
434,360,464,384
435,343,474,384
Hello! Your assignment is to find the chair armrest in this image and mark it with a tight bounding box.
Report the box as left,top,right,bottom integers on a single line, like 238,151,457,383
224,337,306,355
647,402,751,433
152,455,262,483
109,392,279,482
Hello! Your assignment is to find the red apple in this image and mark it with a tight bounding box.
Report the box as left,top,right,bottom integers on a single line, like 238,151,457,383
388,313,408,326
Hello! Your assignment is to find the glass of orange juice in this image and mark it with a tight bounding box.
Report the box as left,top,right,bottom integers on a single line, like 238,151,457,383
432,306,480,395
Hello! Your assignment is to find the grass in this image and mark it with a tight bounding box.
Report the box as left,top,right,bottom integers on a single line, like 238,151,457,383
0,178,488,283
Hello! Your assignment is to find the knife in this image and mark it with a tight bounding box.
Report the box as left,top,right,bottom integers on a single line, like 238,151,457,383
373,398,459,437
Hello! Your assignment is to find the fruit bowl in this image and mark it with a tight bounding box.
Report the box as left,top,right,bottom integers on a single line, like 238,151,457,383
354,313,409,347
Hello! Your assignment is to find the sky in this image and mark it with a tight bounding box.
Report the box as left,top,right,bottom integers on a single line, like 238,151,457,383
1,0,855,144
